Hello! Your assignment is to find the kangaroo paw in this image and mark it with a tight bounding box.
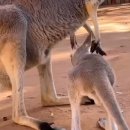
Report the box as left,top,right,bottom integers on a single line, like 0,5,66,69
91,41,106,56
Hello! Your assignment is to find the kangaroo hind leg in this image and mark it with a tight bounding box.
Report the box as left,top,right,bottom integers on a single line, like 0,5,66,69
37,60,69,107
0,60,12,92
0,6,58,130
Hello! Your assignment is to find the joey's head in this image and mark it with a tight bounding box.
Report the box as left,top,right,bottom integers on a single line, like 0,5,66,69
70,34,92,66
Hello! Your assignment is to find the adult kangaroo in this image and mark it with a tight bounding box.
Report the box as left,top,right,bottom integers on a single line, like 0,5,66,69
0,0,104,129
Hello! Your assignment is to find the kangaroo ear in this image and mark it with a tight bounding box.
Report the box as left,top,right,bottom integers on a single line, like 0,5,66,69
70,34,79,50
82,33,92,47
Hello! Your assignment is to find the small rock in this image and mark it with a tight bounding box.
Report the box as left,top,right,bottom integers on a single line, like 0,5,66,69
51,112,54,117
120,45,124,48
3,117,8,121
116,91,123,95
7,95,11,98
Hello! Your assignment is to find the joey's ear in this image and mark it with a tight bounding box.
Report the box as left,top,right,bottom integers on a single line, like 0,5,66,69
70,34,79,50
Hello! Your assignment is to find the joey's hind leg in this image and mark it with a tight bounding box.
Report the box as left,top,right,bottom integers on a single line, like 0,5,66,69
70,98,81,130
37,57,69,107
68,83,82,130
93,94,118,130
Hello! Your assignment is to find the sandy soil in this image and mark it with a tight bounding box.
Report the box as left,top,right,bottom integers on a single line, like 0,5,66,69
0,4,130,130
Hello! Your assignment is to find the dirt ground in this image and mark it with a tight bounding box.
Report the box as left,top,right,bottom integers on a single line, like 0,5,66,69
0,4,130,130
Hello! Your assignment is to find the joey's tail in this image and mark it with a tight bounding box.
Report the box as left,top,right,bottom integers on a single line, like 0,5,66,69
94,76,129,130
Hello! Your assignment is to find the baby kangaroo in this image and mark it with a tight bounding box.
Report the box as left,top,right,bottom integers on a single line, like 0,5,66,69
68,34,129,130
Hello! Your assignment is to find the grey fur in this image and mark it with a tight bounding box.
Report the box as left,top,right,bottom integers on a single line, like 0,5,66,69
0,0,101,129
68,34,129,130
0,0,88,87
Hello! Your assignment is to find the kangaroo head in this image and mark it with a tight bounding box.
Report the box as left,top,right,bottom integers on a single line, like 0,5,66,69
70,34,92,66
